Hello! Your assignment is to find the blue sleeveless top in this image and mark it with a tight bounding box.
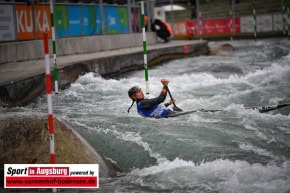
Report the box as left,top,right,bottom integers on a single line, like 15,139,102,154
137,101,169,118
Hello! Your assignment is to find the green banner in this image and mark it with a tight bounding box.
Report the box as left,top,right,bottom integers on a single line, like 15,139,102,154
117,7,128,33
55,5,68,37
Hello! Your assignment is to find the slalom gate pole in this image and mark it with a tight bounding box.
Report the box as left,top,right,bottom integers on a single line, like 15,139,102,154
50,0,59,94
141,1,149,94
229,1,233,40
232,0,235,40
43,33,56,193
282,0,286,35
198,6,203,41
287,5,290,40
253,0,257,41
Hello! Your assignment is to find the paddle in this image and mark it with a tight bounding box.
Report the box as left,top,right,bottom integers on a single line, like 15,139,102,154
165,86,183,112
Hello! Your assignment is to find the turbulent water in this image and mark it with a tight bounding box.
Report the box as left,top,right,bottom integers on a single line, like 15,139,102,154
2,38,290,193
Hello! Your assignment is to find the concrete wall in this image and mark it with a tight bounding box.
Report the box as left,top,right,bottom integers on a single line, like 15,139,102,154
0,33,157,64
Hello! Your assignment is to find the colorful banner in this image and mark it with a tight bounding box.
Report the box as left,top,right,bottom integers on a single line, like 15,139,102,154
203,19,215,35
55,5,68,37
16,5,51,40
16,5,34,40
0,5,16,41
4,164,99,188
67,5,81,36
215,18,229,34
230,17,241,33
35,5,51,38
173,21,187,36
4,4,285,42
82,6,96,35
184,17,241,36
95,6,101,34
186,20,197,37
117,7,129,33
103,6,118,34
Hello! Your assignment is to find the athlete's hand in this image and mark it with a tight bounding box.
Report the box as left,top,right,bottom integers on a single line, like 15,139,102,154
168,99,175,105
161,79,169,86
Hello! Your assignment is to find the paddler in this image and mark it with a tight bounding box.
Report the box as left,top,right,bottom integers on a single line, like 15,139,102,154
127,79,176,118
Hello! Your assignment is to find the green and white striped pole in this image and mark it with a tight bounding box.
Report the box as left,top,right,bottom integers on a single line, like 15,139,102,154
282,0,286,35
50,0,59,94
141,1,149,94
253,0,257,41
287,5,290,40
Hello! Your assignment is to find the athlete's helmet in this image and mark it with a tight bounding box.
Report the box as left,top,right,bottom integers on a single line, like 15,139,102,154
128,86,140,98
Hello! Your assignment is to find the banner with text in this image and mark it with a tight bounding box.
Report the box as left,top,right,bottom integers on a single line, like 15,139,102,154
103,6,118,34
68,5,82,36
117,7,129,33
0,5,16,41
173,21,187,37
55,5,68,37
16,5,51,40
82,6,96,35
184,17,240,37
4,164,99,188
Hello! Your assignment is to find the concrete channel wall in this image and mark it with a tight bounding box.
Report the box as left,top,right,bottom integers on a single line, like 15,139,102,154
0,33,157,64
0,33,209,107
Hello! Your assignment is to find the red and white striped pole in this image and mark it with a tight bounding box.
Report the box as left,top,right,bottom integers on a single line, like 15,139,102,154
43,33,55,165
198,9,203,40
229,3,233,40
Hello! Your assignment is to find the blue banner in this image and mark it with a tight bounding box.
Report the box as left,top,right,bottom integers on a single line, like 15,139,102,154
95,6,101,34
117,7,128,33
103,6,118,34
82,6,96,35
68,5,81,36
55,5,68,38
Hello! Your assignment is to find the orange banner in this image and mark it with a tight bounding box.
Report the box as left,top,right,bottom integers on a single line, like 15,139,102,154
16,5,51,40
173,21,187,36
35,5,51,38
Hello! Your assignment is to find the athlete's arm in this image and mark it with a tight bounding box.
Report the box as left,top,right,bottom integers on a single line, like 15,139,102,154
139,86,167,109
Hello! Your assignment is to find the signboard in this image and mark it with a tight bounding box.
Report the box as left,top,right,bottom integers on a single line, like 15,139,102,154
0,5,16,41
186,20,197,37
4,164,99,188
173,21,187,36
203,19,215,35
95,6,101,34
35,5,51,38
240,16,254,33
257,14,272,32
117,7,128,33
55,5,68,37
82,6,96,35
67,5,81,36
184,17,241,36
231,17,241,33
16,5,34,40
103,6,118,34
16,5,51,40
215,18,229,34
